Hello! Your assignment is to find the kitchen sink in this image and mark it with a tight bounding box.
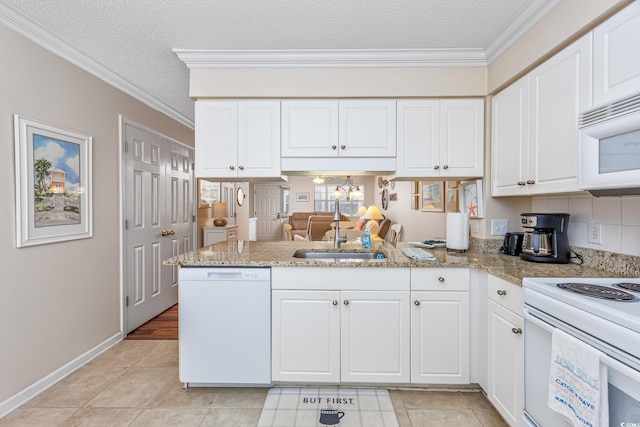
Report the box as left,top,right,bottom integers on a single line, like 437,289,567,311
292,249,387,260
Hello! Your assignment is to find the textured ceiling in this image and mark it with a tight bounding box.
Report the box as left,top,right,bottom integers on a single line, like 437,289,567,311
0,0,556,126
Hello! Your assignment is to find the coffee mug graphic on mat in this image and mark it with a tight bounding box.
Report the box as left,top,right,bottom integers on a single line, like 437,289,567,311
319,408,345,425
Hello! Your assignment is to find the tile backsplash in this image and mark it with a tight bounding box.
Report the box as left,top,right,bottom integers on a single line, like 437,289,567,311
531,194,640,257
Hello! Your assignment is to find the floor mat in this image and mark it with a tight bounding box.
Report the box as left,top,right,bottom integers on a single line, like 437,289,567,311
257,387,399,427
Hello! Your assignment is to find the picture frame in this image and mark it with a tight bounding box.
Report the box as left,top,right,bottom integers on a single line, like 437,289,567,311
421,181,444,212
446,189,459,212
296,192,310,202
198,179,220,207
14,115,92,247
459,179,484,218
447,180,460,189
389,193,398,201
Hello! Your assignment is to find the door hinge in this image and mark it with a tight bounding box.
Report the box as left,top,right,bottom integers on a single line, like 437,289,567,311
191,162,195,171
192,215,196,222
125,219,129,230
126,296,129,307
124,141,128,153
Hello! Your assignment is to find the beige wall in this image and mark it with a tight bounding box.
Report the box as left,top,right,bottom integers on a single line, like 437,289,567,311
0,23,193,405
190,67,488,98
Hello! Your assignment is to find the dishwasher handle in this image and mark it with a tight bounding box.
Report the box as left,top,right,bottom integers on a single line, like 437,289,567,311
206,271,244,280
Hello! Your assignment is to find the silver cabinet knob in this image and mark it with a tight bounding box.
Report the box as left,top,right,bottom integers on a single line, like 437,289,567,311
443,165,449,169
239,165,244,170
343,300,349,305
331,145,337,150
526,179,535,184
438,276,445,282
517,181,526,186
497,289,507,296
512,328,522,334
434,165,440,170
332,300,338,305
229,166,235,170
341,145,346,149
414,300,421,306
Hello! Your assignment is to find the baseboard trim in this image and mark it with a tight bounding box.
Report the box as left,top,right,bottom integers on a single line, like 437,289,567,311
0,332,122,419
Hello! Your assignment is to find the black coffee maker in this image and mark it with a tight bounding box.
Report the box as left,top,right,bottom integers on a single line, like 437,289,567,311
519,213,570,263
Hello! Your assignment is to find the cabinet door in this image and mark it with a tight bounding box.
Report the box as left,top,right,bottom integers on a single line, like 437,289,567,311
395,100,440,177
593,1,640,108
202,227,226,246
340,291,410,383
491,76,529,197
281,100,339,157
487,299,523,427
272,290,340,383
237,101,281,178
194,101,238,178
440,99,484,178
411,291,470,384
339,100,396,157
528,34,591,195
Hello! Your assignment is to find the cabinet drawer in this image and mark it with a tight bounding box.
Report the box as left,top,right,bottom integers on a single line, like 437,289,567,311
411,268,469,291
488,275,523,315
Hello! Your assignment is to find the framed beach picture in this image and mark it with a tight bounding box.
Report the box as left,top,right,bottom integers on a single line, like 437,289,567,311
421,181,444,212
446,189,459,212
14,115,92,247
296,192,310,202
459,179,484,218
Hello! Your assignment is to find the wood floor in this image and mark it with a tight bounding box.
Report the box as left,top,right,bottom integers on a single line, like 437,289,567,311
126,304,178,340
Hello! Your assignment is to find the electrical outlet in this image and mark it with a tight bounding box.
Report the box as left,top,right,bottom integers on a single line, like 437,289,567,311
587,222,603,244
491,219,509,236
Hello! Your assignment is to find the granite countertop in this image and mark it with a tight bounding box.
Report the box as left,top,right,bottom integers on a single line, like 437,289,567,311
164,240,630,286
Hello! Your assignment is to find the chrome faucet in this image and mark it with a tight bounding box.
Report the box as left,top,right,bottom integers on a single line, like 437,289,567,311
333,200,347,249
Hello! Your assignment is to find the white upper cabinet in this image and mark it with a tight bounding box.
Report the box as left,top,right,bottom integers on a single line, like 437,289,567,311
281,101,339,157
492,34,592,196
338,100,396,157
195,100,281,179
593,1,640,109
281,100,396,158
395,99,484,179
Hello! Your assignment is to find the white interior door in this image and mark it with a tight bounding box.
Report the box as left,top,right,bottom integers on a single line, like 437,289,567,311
123,118,194,333
254,184,283,241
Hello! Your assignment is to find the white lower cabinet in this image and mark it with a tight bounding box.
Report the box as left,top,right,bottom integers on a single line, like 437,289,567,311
410,268,470,384
487,275,523,427
271,289,410,383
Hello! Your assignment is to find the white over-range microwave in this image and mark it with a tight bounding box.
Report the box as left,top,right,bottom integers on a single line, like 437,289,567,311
579,93,640,196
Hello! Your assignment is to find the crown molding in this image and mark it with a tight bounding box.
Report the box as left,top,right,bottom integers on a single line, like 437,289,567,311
485,0,562,64
0,3,194,129
173,48,488,69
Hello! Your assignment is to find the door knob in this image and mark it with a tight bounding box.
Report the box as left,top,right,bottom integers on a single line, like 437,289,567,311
497,289,507,296
526,179,535,184
332,300,338,305
512,328,522,334
229,166,235,170
438,276,445,282
341,145,346,149
343,300,349,305
239,165,244,170
434,165,440,169
414,300,421,306
517,181,526,186
443,165,449,169
331,145,337,150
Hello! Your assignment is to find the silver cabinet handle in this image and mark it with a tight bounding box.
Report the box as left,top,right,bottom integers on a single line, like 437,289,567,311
497,289,507,296
517,181,526,186
229,166,235,170
331,145,337,150
526,179,535,184
341,145,346,149
239,165,244,170
414,300,421,306
512,327,522,334
443,165,449,169
438,276,445,282
332,300,338,305
434,165,440,170
343,300,349,305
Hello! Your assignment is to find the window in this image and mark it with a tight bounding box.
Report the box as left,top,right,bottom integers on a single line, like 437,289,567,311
314,185,365,216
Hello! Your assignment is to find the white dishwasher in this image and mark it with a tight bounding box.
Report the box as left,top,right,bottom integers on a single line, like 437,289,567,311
178,267,271,387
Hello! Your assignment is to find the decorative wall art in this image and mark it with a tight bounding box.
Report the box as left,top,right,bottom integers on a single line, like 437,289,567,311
446,189,459,212
296,192,310,202
381,188,389,210
411,195,419,210
14,115,92,247
199,179,221,207
389,193,398,201
421,181,444,212
459,179,484,218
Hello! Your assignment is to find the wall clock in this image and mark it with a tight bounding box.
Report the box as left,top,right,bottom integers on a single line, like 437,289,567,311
236,187,245,206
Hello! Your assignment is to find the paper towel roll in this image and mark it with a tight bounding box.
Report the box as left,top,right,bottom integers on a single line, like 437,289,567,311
446,212,470,250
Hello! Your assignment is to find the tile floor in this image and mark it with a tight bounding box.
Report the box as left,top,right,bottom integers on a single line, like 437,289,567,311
1,340,508,426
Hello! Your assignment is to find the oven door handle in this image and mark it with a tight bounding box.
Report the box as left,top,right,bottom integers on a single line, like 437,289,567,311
524,308,640,383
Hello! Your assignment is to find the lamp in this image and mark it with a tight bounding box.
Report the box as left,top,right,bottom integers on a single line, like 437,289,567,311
362,205,384,221
313,176,325,184
212,202,228,226
355,205,368,219
331,176,363,201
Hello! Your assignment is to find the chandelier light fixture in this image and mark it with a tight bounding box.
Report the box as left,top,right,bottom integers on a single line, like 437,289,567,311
331,176,363,201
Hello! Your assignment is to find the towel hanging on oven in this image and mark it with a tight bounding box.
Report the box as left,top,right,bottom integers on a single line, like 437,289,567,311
548,328,609,427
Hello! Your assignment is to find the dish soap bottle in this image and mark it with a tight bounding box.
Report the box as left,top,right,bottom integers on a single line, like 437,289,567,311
362,229,371,249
